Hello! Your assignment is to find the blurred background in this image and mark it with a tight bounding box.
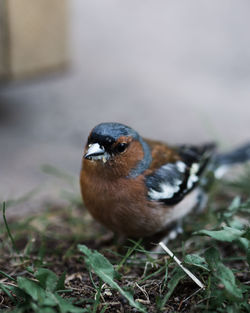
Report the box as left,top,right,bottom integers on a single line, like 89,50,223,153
0,0,250,216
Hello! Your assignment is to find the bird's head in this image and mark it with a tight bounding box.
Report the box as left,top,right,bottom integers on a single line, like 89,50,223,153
83,122,151,178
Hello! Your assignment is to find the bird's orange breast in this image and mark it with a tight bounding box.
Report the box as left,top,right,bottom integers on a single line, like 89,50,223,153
80,162,165,237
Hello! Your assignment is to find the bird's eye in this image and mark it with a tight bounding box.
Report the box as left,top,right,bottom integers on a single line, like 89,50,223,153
116,143,128,153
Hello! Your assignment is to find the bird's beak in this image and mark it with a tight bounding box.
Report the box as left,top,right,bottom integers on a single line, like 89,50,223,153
84,143,105,160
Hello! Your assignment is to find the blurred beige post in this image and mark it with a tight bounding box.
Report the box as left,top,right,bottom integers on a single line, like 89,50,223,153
0,0,68,80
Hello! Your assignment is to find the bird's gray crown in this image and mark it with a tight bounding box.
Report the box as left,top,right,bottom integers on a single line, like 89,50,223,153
89,122,139,145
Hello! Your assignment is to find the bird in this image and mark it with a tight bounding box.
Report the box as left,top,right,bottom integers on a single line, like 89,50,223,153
80,122,250,240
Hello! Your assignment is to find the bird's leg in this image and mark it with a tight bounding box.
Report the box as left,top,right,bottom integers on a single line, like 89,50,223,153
193,188,208,214
95,231,116,247
150,220,184,256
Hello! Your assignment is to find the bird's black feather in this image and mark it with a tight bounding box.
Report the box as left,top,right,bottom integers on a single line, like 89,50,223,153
145,143,216,205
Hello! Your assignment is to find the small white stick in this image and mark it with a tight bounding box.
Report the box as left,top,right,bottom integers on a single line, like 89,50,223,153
159,241,205,289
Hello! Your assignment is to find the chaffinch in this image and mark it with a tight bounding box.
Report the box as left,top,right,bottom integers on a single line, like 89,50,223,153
80,122,250,239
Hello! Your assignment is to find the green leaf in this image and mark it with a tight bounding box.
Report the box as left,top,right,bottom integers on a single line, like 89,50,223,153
228,219,244,230
184,254,209,271
215,263,243,301
35,268,58,292
55,294,85,313
194,226,245,242
17,277,46,303
243,228,250,240
241,301,250,312
11,304,34,313
42,292,58,307
78,245,117,279
247,247,250,266
8,306,29,313
204,247,221,270
39,308,57,313
238,238,249,250
205,247,243,302
78,244,146,313
228,197,241,212
30,302,39,312
56,271,66,291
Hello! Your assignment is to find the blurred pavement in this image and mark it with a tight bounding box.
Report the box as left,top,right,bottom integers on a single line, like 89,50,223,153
0,0,250,215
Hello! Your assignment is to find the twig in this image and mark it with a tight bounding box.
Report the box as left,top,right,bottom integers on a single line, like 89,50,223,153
135,282,150,303
159,242,205,289
182,287,204,303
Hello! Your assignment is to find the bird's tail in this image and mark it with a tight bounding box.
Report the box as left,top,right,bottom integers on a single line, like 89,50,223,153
214,142,250,178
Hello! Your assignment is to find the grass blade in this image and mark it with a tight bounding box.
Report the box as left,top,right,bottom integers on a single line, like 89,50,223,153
2,202,18,253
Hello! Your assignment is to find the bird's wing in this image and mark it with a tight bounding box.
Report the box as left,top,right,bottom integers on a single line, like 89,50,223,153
145,143,216,205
